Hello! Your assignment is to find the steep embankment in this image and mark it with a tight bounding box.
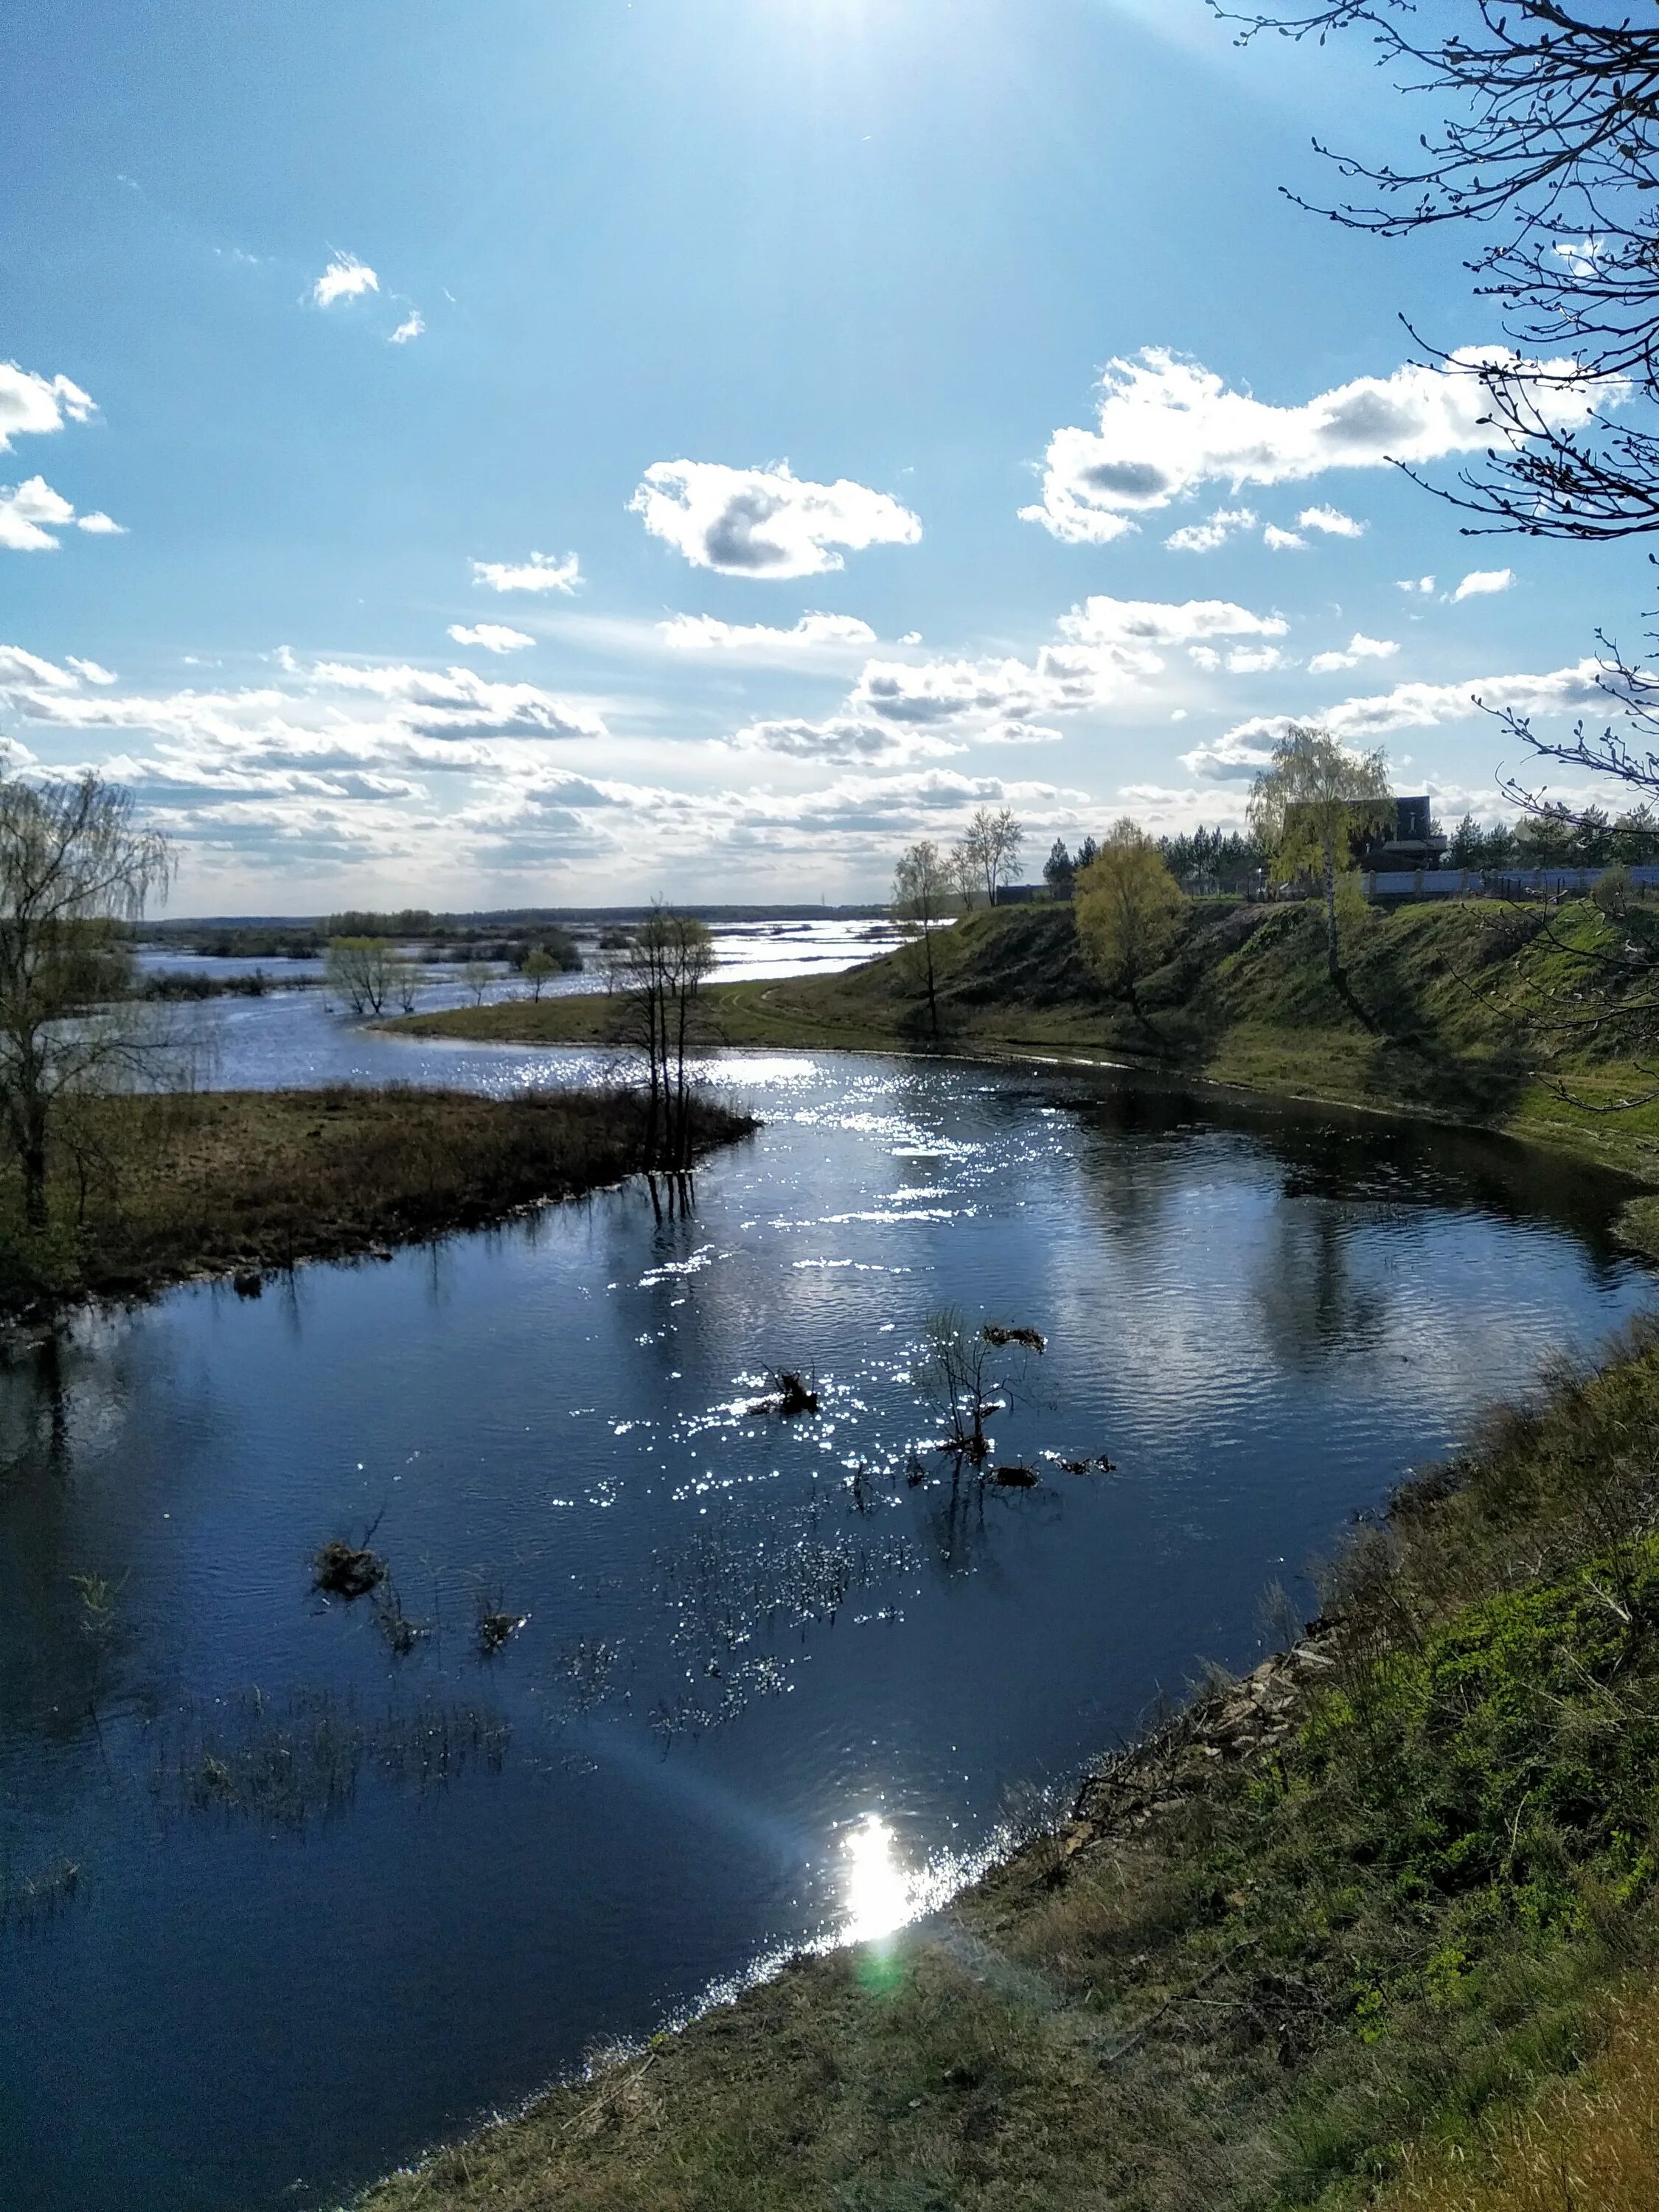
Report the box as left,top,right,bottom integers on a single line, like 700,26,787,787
391,898,1659,1189
355,1329,1659,2212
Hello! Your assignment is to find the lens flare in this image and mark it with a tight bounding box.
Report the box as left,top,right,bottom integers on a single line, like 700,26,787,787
842,1814,911,1942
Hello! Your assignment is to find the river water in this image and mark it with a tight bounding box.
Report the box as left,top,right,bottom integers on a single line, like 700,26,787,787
0,978,1652,2212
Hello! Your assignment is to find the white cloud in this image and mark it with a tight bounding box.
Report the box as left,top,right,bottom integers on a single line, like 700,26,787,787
658,611,878,652
1397,575,1436,596
0,364,96,452
1263,524,1306,551
899,630,923,646
1225,644,1287,674
630,459,922,578
447,623,535,654
1179,725,1284,781
0,636,1105,890
1324,659,1605,739
1308,633,1400,675
1020,344,1610,545
0,644,80,690
1180,658,1610,783
728,714,962,764
389,312,425,345
1057,595,1288,647
312,253,380,307
302,658,608,740
1165,506,1256,553
1452,567,1515,602
471,551,581,595
0,476,74,551
0,475,122,552
66,657,116,684
76,511,125,535
1298,504,1366,538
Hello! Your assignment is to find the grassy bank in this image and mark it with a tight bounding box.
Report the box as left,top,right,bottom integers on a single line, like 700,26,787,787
0,1084,754,1316
356,1326,1659,2212
388,898,1659,1189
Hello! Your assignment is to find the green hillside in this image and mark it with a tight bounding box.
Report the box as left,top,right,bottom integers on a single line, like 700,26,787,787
391,897,1659,1190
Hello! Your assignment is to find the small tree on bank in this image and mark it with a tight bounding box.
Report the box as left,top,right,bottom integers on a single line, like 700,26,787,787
604,906,716,1169
522,946,559,1001
1248,725,1393,985
0,773,173,1231
1074,819,1187,1037
892,839,955,1038
956,806,1024,908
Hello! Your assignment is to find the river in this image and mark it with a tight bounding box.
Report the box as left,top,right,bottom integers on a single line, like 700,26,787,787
0,971,1652,2212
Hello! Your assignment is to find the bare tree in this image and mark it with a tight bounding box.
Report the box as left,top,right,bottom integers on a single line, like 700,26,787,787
460,959,494,1007
1248,726,1393,985
958,806,1025,908
0,773,173,1231
389,953,422,1015
325,937,394,1018
604,906,716,1167
891,839,955,1038
1218,2,1659,544
916,1309,1045,1470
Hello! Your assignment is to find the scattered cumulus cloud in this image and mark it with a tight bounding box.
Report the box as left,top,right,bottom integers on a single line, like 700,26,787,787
0,644,80,690
727,714,961,765
311,253,380,307
447,623,535,654
1020,345,1610,545
1262,524,1306,551
1057,595,1288,647
728,594,1292,765
1180,658,1609,782
1308,633,1400,675
1165,506,1256,553
389,312,425,345
629,459,922,578
1,476,124,552
1298,504,1366,538
1453,567,1516,602
472,551,582,595
66,657,116,684
658,612,878,652
0,364,96,452
0,640,1085,887
1398,575,1436,596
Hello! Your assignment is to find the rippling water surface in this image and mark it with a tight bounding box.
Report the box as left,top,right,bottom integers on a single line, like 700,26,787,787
0,992,1652,2212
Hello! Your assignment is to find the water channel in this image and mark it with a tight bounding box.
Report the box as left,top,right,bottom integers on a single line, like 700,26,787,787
1,963,1653,2212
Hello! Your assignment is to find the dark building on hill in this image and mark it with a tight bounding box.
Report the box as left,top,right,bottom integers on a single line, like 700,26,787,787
1357,796,1447,870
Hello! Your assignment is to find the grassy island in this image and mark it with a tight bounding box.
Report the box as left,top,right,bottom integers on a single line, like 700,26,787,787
0,1084,754,1318
387,896,1659,1203
356,1327,1659,2212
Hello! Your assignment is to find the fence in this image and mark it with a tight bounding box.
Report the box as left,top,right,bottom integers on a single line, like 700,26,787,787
1363,865,1659,901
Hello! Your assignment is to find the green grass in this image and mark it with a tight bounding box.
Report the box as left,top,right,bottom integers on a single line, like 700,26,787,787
352,1326,1659,2212
386,899,1659,1189
0,1084,755,1315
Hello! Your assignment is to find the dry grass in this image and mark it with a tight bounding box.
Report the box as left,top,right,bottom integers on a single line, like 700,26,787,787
0,1083,754,1313
1385,1984,1659,2211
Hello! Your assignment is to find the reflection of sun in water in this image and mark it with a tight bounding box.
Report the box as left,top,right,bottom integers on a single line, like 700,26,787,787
843,1815,911,1942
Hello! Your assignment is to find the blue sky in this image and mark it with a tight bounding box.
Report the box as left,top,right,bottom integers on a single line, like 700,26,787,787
1,0,1644,911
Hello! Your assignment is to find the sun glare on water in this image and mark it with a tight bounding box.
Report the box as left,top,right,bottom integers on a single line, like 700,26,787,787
842,1815,912,1943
